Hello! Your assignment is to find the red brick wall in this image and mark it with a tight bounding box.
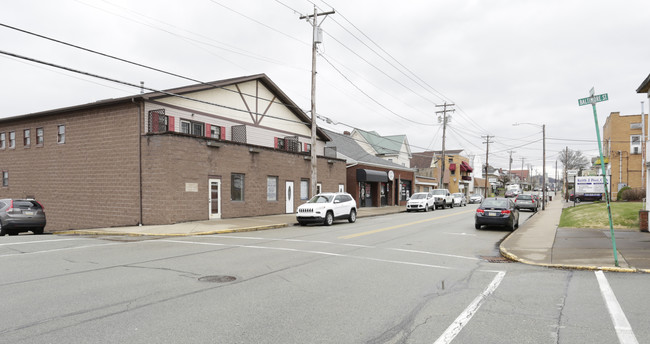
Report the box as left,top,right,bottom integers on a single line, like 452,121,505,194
0,103,141,231
141,133,347,223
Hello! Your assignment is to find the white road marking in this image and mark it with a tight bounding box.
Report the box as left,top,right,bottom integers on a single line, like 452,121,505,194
389,248,479,261
433,271,506,344
0,238,85,246
442,232,476,236
595,270,639,344
0,242,122,258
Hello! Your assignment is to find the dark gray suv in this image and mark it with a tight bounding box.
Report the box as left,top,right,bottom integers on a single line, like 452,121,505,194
0,199,47,236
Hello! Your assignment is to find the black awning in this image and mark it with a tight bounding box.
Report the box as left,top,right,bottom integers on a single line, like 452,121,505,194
357,169,388,182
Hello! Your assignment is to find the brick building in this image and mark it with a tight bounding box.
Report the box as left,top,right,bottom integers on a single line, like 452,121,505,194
602,111,648,198
0,74,346,231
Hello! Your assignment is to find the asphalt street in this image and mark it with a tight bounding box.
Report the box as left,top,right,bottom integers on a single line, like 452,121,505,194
1,206,648,343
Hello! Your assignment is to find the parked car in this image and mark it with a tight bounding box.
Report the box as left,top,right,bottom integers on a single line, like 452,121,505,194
451,193,467,207
0,199,47,236
469,194,483,204
296,192,357,226
504,190,518,198
406,192,436,212
514,194,538,212
569,193,603,203
429,189,454,209
475,197,519,230
530,194,541,209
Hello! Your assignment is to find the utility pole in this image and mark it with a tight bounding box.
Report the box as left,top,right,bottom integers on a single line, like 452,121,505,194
436,103,454,189
508,150,515,183
482,135,493,198
564,146,569,201
555,159,558,195
300,6,335,196
542,124,546,210
520,157,525,185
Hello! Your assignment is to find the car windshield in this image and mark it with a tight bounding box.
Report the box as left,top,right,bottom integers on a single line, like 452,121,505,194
308,195,334,203
453,193,463,197
482,199,509,208
431,190,446,195
411,193,427,200
517,195,532,200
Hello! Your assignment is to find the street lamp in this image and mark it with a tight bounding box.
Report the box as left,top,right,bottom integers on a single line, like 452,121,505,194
513,122,546,210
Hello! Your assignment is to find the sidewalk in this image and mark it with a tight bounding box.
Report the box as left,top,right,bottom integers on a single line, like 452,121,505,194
54,206,405,237
500,197,650,273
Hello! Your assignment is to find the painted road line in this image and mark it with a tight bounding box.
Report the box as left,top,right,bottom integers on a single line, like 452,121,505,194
433,271,506,344
595,271,639,344
0,238,85,247
388,248,479,261
0,242,122,258
339,210,475,240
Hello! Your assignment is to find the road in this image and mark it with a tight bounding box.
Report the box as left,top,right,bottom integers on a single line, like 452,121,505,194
1,205,648,343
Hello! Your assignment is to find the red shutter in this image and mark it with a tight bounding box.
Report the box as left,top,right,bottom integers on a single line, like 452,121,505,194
205,124,211,137
274,137,279,148
151,112,159,133
220,126,226,140
304,143,308,151
168,116,175,132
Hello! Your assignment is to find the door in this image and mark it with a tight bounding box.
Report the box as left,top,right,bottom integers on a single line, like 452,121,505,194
209,179,221,219
286,181,294,213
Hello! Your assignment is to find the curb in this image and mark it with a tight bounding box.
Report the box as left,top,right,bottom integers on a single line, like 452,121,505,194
499,244,648,274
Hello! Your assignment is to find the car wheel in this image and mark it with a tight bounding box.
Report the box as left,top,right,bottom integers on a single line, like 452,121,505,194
431,204,435,211
475,223,481,229
324,212,334,226
575,198,581,203
348,209,357,223
441,202,446,209
450,201,454,208
424,205,429,212
33,227,44,235
510,219,517,231
0,221,5,236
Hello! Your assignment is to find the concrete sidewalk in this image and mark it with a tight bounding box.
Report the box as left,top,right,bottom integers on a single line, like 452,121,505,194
500,197,650,273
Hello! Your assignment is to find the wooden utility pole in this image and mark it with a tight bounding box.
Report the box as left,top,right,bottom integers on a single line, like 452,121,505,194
300,7,334,196
482,135,493,198
436,103,454,189
508,150,515,183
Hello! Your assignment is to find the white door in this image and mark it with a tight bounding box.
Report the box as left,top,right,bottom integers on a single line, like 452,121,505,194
209,179,221,219
286,181,294,213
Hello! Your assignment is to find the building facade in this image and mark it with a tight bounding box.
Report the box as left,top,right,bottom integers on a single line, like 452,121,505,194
602,111,648,198
0,74,346,231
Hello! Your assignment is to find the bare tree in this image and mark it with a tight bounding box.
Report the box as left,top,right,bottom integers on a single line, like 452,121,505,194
559,148,589,171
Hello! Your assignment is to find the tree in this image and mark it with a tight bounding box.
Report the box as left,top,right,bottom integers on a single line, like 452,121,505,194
497,173,511,189
558,148,589,171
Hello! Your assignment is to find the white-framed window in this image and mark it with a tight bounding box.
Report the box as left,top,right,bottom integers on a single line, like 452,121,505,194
2,171,7,187
181,120,204,136
36,128,44,145
57,125,65,144
9,131,15,149
0,132,5,149
210,125,222,139
338,184,345,192
317,183,322,194
631,135,641,154
267,176,278,201
300,180,309,200
23,129,30,147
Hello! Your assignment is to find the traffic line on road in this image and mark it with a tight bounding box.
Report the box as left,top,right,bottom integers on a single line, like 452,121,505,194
595,271,639,344
433,271,506,344
338,210,475,240
0,242,122,258
0,238,85,247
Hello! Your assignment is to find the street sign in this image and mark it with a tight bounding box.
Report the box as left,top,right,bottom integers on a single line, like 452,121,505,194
578,93,608,106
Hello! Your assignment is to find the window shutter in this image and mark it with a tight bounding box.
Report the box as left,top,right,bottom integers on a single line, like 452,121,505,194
274,137,279,148
168,116,175,132
220,126,226,140
205,124,211,137
304,143,308,151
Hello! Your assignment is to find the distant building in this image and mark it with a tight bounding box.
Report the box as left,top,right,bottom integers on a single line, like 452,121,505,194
410,150,473,194
602,111,648,198
349,129,412,167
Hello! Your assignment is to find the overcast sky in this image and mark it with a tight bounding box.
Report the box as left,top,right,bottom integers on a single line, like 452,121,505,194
2,0,649,178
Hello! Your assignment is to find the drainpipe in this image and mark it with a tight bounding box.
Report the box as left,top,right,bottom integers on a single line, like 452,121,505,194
133,97,143,226
618,151,622,191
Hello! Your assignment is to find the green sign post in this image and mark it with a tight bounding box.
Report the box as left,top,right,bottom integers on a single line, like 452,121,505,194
578,89,618,267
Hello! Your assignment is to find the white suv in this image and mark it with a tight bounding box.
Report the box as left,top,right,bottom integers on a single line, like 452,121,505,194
429,189,454,209
296,192,357,226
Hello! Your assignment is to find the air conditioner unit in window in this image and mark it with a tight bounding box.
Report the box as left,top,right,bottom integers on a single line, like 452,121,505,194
633,147,639,154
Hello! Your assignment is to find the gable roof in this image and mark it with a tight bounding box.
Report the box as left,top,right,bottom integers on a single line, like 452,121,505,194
323,129,412,171
0,74,330,141
410,149,465,169
354,129,408,156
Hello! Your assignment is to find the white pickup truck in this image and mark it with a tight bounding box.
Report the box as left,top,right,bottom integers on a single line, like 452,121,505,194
429,189,454,209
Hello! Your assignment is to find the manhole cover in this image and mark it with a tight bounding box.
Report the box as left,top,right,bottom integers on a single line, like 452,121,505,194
480,255,513,263
198,275,237,283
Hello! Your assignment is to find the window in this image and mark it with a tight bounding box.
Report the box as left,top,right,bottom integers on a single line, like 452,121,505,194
0,132,5,149
180,120,204,136
317,183,322,194
57,125,65,144
9,131,15,148
300,180,309,200
231,173,245,201
211,125,222,139
36,128,44,145
2,171,7,187
304,143,311,153
267,176,278,201
23,129,30,147
275,137,286,150
147,109,168,133
631,135,641,154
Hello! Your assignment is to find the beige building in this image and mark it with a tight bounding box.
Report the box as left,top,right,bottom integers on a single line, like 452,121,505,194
602,111,648,198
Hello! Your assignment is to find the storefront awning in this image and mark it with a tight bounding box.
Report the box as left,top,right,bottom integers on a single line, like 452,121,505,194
356,169,388,182
449,163,456,172
460,161,473,172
